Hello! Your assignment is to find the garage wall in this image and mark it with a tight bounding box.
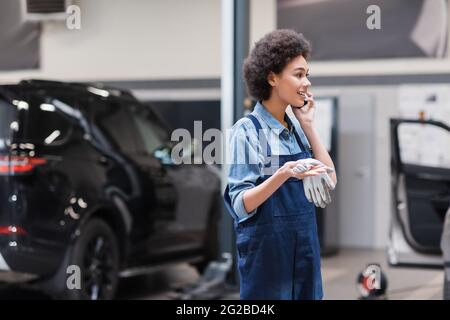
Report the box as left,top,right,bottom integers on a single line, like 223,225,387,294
4,0,448,82
250,0,276,49
313,86,402,250
0,0,222,82
0,0,277,83
253,0,450,76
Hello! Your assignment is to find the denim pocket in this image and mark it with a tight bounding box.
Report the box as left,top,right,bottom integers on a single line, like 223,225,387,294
235,234,253,258
271,179,311,216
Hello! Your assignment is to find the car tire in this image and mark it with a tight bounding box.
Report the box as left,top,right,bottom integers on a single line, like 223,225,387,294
41,218,120,300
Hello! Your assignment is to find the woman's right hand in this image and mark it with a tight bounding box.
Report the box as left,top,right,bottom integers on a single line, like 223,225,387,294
278,159,327,181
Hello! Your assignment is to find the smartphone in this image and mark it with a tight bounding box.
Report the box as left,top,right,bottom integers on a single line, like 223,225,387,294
292,99,308,110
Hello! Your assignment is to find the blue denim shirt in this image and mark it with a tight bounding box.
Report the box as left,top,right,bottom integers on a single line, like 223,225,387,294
227,101,312,223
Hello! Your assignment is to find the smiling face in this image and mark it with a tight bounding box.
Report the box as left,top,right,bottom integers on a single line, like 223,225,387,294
267,55,311,108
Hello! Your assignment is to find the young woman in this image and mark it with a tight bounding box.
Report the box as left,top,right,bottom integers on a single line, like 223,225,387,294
224,29,337,300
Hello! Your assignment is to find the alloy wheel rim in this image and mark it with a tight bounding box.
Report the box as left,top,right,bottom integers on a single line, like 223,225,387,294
82,235,116,300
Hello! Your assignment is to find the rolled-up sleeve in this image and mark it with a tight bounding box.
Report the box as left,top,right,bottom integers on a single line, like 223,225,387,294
227,119,264,223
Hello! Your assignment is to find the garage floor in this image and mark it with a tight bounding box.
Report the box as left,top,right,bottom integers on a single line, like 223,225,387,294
117,248,444,300
320,248,443,300
116,248,444,300
0,248,444,300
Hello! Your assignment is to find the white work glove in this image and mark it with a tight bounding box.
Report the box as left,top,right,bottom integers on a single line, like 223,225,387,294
292,158,334,174
303,173,336,208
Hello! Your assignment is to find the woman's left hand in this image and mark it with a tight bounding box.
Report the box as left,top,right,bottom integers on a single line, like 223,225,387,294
292,91,315,127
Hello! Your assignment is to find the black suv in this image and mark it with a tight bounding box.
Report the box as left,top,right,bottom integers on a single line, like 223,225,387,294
0,80,220,299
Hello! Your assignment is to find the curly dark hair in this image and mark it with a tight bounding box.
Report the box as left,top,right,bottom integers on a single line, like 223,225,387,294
243,29,311,101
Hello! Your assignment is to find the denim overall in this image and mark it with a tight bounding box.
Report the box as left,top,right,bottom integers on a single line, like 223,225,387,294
224,114,323,300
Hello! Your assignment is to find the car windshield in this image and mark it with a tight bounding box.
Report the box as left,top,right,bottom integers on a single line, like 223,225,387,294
128,103,171,154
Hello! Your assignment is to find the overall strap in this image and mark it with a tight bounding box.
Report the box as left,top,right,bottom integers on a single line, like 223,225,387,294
285,115,308,153
246,114,272,158
293,130,307,152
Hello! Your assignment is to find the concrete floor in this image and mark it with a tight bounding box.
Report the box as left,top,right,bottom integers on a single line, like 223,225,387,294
117,248,444,300
0,248,444,300
321,248,443,300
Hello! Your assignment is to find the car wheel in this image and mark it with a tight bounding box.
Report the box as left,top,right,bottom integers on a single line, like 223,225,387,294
72,219,120,300
41,218,120,300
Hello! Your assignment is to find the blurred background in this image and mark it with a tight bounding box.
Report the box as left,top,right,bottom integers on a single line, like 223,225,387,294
0,0,449,300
